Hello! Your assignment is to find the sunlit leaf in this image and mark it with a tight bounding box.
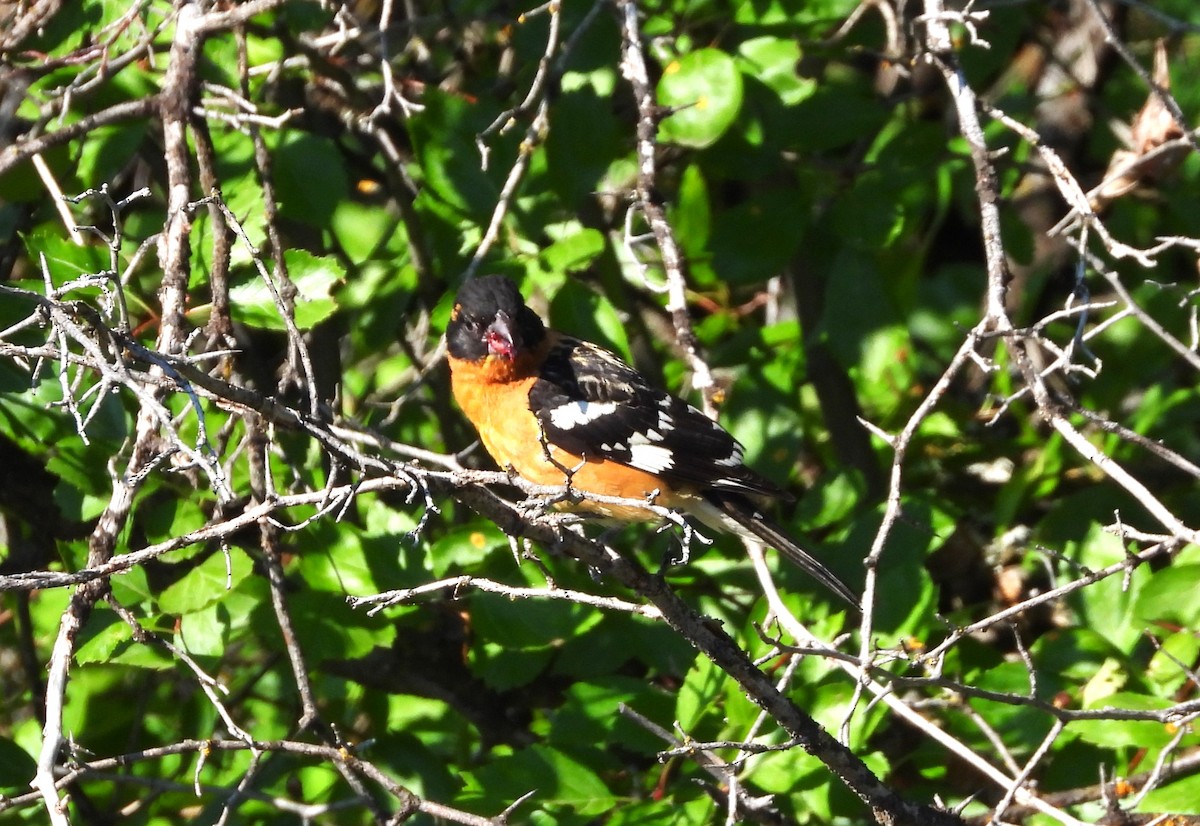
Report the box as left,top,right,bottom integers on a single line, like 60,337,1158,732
736,37,815,106
1072,692,1177,749
227,250,341,331
158,549,254,615
461,745,615,816
1134,564,1200,627
658,49,744,148
1138,772,1200,816
541,227,604,273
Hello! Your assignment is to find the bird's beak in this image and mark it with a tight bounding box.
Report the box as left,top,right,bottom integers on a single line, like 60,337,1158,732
485,311,516,359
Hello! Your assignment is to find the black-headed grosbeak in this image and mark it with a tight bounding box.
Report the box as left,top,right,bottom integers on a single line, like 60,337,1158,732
446,275,855,605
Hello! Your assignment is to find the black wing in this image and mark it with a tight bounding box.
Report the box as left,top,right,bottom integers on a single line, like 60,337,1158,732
528,335,780,497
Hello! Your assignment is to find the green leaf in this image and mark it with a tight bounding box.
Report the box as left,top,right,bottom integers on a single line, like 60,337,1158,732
553,616,647,679
1146,631,1200,692
24,224,111,282
408,92,500,218
1032,628,1114,684
298,524,379,594
789,84,889,151
675,655,725,732
1071,528,1151,653
475,642,554,690
736,37,815,106
332,199,397,263
750,738,824,795
470,593,596,650
830,170,907,249
1071,692,1177,749
461,745,615,816
798,472,862,527
109,564,154,608
76,123,147,188
429,524,508,576
158,549,254,615
708,188,807,285
629,796,722,823
139,495,208,546
546,86,624,204
272,132,348,227
672,164,711,271
548,678,672,756
1134,564,1200,627
76,610,172,669
282,591,390,661
856,326,916,419
176,602,230,658
75,613,131,664
865,499,939,635
821,250,902,379
732,0,862,25
0,737,37,794
540,228,604,274
658,49,744,149
227,250,341,331
1080,657,1126,707
549,279,633,363
1138,771,1200,815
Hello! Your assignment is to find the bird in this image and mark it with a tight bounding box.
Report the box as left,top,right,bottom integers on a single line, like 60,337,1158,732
445,274,856,605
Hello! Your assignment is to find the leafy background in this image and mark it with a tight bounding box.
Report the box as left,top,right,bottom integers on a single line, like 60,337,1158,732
2,0,1200,824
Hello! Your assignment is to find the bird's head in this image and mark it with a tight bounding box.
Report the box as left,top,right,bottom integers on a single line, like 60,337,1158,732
446,275,546,363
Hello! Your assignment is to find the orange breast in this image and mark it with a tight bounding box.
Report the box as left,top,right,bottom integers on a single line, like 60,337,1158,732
450,355,687,520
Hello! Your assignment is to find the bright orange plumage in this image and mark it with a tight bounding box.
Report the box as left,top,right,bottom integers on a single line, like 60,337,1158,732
449,330,693,521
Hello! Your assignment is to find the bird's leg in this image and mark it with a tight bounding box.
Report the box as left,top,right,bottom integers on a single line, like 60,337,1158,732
648,491,709,572
503,462,522,486
537,427,587,506
640,488,688,572
658,535,689,572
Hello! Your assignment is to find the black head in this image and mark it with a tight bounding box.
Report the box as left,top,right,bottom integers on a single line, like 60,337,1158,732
446,275,546,361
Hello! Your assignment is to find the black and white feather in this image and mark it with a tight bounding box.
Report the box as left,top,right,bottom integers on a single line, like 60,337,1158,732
527,334,857,605
529,336,783,499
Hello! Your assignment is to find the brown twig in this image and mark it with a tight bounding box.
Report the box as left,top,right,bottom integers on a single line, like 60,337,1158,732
614,0,718,417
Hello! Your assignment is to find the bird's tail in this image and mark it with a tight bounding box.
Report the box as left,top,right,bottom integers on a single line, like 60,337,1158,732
703,492,858,607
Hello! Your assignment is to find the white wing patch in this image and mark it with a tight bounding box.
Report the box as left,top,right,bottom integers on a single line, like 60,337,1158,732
529,339,782,496
714,449,744,467
548,400,619,430
628,443,676,473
